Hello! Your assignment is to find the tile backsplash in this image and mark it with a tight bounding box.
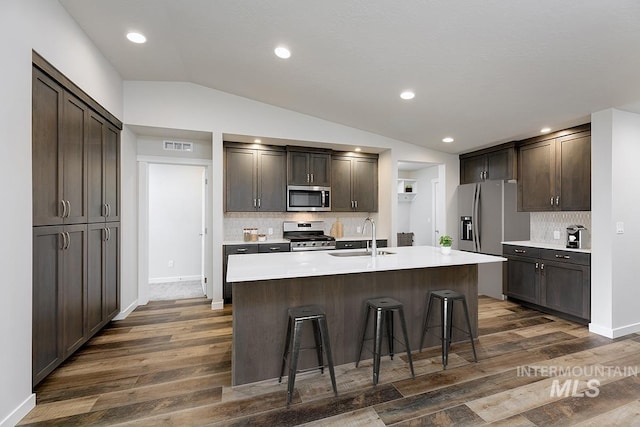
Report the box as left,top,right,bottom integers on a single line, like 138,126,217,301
224,212,373,241
530,211,591,244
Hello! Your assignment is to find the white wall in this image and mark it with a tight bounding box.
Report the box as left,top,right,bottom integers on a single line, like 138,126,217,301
148,164,204,282
0,1,123,425
123,81,460,304
590,108,640,338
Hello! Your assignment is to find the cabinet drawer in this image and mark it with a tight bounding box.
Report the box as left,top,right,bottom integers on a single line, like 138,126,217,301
336,241,363,249
258,243,290,253
539,249,590,266
224,245,259,256
502,245,540,258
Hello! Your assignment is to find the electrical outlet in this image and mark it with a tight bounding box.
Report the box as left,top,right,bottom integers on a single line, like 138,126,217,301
616,222,625,234
168,260,174,268
356,226,362,233
553,230,560,240
268,227,273,235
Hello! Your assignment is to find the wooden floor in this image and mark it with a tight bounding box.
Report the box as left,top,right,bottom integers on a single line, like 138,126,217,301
19,296,640,426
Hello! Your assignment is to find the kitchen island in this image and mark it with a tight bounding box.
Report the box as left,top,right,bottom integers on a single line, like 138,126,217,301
227,245,505,385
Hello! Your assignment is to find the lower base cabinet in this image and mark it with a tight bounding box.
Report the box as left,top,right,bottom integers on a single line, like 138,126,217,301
503,244,590,322
33,223,119,386
335,239,387,250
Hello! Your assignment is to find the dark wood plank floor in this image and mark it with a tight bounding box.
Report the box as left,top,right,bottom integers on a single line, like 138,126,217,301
19,296,640,426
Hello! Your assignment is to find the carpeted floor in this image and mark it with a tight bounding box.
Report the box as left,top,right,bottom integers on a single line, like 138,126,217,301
148,280,205,301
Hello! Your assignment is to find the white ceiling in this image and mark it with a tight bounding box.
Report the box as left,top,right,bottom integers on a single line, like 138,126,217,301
60,0,640,154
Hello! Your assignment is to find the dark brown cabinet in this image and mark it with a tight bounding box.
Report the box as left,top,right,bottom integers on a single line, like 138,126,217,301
335,239,387,250
88,223,120,337
32,56,122,386
331,154,378,212
517,127,591,211
503,244,590,322
460,145,515,184
287,149,331,186
33,224,87,386
225,144,287,212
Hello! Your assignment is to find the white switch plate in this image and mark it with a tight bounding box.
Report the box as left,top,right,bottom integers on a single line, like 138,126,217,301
616,222,624,234
553,230,560,240
268,227,273,235
356,226,362,233
168,260,174,268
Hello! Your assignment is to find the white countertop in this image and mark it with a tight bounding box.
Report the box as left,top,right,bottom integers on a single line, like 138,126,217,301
503,240,591,254
227,245,506,282
223,239,289,245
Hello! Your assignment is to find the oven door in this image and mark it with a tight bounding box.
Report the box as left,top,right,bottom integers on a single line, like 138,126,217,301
287,186,331,211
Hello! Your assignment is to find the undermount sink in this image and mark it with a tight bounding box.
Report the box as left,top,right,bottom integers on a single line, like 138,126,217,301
329,250,396,257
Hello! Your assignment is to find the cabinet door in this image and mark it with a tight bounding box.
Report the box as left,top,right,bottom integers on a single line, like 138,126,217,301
257,150,286,211
33,226,64,386
518,139,555,211
353,158,378,212
87,224,105,336
542,261,590,320
225,148,257,212
104,124,120,222
309,153,331,186
288,151,310,185
461,155,486,184
32,69,64,226
87,112,105,223
336,240,363,249
61,92,88,224
62,224,88,357
557,132,591,211
505,256,539,304
258,243,290,253
104,223,120,320
486,149,513,181
331,157,354,211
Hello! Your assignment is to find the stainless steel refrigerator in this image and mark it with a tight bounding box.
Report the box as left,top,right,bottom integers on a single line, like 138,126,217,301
458,181,530,299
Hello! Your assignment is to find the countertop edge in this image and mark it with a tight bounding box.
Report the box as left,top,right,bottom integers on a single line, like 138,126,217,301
502,240,591,254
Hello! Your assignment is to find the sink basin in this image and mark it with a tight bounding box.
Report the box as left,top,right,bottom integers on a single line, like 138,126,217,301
329,250,396,257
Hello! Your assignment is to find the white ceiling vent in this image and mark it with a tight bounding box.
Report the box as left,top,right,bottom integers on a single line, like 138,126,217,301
163,140,193,152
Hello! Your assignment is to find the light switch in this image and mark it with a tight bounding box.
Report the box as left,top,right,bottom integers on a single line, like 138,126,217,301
616,222,624,234
553,230,560,240
268,227,273,235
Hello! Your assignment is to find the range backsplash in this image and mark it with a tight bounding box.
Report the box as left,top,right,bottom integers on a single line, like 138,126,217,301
224,212,374,241
530,211,591,244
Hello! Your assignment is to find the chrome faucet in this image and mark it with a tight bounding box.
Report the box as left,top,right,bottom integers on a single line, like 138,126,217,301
362,217,377,257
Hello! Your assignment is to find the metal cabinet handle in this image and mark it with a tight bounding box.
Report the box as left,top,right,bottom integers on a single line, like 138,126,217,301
307,173,310,183
540,263,545,270
345,243,354,248
253,199,257,208
269,247,281,251
103,203,107,217
535,262,539,269
310,173,314,183
59,232,66,250
257,198,261,208
66,201,71,217
107,203,111,217
354,200,358,209
550,197,554,206
60,232,70,250
555,254,570,259
555,195,560,206
514,249,526,254
61,200,67,218
107,227,111,241
236,248,248,253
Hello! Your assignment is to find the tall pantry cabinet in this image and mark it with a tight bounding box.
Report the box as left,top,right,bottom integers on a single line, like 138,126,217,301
31,53,122,386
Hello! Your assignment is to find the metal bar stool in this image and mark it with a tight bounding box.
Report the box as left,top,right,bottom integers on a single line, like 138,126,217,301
279,305,337,406
419,290,478,369
356,297,415,385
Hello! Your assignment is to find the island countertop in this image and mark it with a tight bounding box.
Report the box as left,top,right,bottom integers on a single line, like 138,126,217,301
227,245,506,283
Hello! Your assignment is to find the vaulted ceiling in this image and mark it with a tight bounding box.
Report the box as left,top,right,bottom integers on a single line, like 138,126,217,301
60,0,640,154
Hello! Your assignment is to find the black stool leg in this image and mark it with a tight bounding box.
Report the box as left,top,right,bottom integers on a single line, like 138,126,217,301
386,310,394,360
373,307,384,385
312,319,324,374
318,317,338,396
398,307,415,378
279,316,293,383
442,297,453,369
460,296,478,362
420,293,435,351
356,305,371,367
287,319,303,406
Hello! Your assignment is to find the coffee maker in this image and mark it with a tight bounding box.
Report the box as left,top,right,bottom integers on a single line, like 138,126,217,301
566,225,588,249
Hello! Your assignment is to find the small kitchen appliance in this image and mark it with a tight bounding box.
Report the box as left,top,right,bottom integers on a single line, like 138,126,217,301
566,225,588,249
283,221,336,251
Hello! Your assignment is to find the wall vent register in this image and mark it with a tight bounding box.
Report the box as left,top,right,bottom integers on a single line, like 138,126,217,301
163,140,193,152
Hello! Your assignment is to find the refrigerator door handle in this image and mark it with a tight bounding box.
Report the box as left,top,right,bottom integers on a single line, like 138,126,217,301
473,184,481,252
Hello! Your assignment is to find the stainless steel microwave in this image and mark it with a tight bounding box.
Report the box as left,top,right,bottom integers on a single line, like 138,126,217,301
287,185,331,211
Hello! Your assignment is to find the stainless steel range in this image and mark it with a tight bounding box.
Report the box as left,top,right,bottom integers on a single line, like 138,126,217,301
283,221,336,251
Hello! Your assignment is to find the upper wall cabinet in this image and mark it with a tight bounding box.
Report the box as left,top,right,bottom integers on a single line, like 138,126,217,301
517,126,591,211
224,143,287,212
459,144,516,184
331,153,378,212
287,148,331,186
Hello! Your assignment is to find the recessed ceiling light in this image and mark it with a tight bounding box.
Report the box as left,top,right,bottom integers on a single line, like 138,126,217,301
540,127,551,133
254,139,262,143
400,91,415,100
355,147,362,152
274,46,291,59
442,137,454,143
126,32,146,44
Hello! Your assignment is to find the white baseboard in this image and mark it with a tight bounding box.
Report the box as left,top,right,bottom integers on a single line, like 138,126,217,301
1,393,35,427
113,299,138,320
210,299,224,310
589,321,640,338
148,275,202,284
